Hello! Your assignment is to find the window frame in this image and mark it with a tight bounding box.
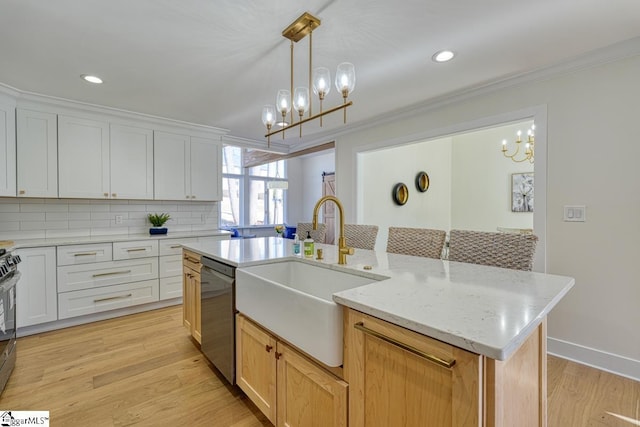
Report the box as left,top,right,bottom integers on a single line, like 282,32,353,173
220,146,288,228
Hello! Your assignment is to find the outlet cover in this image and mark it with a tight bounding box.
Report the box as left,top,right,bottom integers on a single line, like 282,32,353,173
115,215,123,224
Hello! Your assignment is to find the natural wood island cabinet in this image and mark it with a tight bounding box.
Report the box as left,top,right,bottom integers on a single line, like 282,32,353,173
344,308,547,427
182,249,202,343
236,314,348,427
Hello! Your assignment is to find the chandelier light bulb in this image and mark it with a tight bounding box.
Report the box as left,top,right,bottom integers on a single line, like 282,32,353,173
293,87,310,115
262,105,276,127
276,89,291,116
312,67,331,99
335,62,356,97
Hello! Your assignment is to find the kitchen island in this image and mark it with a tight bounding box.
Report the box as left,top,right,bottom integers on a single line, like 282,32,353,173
183,236,574,426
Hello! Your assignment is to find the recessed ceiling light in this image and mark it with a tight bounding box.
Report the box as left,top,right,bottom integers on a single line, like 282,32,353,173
81,74,103,84
432,50,455,63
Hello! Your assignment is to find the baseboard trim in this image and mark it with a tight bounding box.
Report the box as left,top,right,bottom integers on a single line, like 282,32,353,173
548,337,640,382
17,298,182,337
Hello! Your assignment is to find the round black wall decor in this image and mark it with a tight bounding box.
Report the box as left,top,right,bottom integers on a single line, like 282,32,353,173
415,171,430,192
392,183,409,205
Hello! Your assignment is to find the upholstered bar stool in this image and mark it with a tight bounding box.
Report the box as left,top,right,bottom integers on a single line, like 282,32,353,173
448,229,538,271
344,224,379,250
296,222,327,243
386,227,446,259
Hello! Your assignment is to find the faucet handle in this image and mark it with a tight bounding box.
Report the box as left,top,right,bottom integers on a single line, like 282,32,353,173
341,246,355,256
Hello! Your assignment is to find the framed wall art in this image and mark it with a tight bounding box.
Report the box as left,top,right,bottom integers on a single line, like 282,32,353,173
511,173,534,212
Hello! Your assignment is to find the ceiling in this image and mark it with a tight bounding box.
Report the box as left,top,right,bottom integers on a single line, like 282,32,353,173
1,0,639,148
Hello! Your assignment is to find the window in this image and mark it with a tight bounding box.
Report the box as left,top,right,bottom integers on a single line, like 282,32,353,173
221,146,287,227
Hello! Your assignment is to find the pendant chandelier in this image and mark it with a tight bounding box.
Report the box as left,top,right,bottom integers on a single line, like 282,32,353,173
261,12,355,147
501,124,535,163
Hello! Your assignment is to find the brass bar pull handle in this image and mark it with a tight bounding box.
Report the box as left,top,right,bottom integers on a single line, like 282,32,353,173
92,270,132,278
170,245,182,249
354,322,456,369
183,255,200,263
94,293,132,303
126,248,147,252
74,252,98,257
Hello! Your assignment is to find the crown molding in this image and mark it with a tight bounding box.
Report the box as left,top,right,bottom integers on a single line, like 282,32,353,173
221,134,289,154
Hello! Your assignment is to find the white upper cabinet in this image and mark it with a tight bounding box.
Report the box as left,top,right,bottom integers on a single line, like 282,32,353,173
58,115,154,200
110,124,154,199
190,136,221,201
16,109,58,198
154,131,221,201
58,115,110,198
0,102,16,197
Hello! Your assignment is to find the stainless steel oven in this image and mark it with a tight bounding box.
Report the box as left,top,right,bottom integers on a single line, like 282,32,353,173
0,248,21,395
200,256,235,385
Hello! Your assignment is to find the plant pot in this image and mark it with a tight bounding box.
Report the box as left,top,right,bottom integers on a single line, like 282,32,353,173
149,227,168,235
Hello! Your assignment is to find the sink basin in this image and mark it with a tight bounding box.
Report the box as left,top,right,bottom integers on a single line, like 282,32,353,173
236,260,380,367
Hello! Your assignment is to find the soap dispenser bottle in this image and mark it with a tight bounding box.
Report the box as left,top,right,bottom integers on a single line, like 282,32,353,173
293,233,301,255
304,231,314,259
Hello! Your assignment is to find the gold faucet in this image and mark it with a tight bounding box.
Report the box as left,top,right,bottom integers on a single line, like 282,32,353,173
312,195,354,265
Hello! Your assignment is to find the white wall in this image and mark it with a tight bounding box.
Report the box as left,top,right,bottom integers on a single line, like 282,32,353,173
337,50,640,380
451,122,534,231
0,198,218,240
359,137,452,251
286,150,335,225
359,122,535,250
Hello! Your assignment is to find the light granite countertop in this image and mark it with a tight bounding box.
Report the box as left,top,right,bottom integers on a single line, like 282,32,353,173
183,237,574,361
11,229,232,249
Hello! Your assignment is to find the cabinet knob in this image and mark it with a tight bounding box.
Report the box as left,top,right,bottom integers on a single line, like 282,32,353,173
265,345,273,353
19,190,25,195
186,195,190,199
112,193,117,197
104,193,109,197
191,195,196,199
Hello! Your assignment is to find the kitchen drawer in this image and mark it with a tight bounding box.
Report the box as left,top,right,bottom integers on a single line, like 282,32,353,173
58,279,159,319
159,255,182,278
57,243,113,266
159,238,198,256
160,276,183,300
113,240,159,260
57,257,159,293
183,250,201,272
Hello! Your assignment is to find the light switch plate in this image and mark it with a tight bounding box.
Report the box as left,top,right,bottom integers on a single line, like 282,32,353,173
563,205,586,222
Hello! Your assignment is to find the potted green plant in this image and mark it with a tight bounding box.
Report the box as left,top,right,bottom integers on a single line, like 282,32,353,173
148,213,171,235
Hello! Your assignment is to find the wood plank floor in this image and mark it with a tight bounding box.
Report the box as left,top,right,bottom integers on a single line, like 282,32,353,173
1,306,639,426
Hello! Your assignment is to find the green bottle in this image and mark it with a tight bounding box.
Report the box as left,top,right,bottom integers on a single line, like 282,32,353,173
304,231,314,259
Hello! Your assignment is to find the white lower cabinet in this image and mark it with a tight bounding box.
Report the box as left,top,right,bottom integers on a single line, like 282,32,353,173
15,247,57,328
159,276,183,300
57,257,159,293
58,279,159,319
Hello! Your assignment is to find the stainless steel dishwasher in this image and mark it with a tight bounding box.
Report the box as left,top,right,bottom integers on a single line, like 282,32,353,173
200,256,235,385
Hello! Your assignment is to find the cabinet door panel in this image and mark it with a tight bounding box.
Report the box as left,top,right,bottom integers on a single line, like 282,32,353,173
277,342,348,427
15,247,57,327
154,131,189,200
345,309,481,427
0,102,16,197
58,115,109,198
16,109,58,197
190,137,221,201
236,314,277,424
110,124,154,199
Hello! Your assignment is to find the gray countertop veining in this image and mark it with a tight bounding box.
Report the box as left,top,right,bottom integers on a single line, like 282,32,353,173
183,237,574,361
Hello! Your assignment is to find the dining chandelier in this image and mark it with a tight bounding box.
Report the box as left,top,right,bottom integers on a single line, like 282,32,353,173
261,12,355,147
501,124,535,163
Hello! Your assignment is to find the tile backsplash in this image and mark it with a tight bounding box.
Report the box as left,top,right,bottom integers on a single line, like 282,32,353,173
0,198,219,240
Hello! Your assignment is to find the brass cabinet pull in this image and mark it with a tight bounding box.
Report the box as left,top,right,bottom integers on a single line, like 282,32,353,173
94,293,132,303
126,248,147,252
74,252,98,257
170,245,182,249
92,270,132,278
265,345,273,352
19,190,25,195
112,193,117,197
354,322,456,369
183,255,200,264
104,192,109,197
